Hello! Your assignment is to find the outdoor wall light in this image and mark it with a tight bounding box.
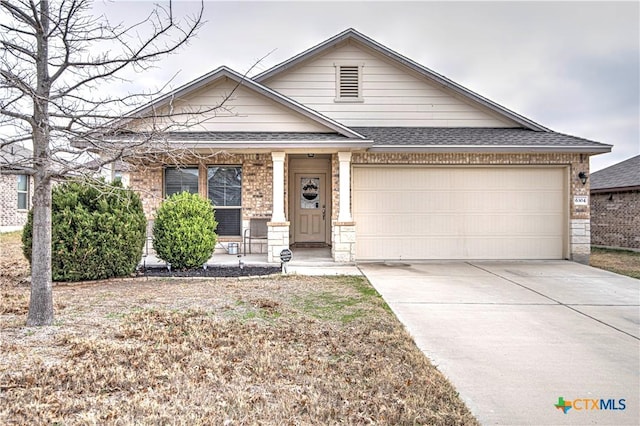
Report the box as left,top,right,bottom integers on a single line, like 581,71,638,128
578,171,588,185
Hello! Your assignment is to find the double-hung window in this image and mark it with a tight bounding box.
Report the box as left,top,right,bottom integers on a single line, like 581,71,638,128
208,166,242,236
164,167,199,197
17,175,29,210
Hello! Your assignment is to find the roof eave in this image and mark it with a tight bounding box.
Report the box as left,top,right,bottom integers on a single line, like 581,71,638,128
367,145,613,154
591,185,640,193
164,140,373,150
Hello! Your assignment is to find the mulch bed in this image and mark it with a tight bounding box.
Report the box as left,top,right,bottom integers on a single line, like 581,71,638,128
139,265,281,278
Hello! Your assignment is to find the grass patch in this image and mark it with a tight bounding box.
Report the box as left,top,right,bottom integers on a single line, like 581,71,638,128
293,276,385,323
590,247,640,279
0,275,478,425
0,231,29,286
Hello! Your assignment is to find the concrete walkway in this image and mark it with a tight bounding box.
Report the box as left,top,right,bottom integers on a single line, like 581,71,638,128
359,261,639,425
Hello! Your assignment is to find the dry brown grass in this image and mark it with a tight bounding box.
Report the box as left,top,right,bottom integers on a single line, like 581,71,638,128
0,230,478,425
590,247,640,279
0,231,30,288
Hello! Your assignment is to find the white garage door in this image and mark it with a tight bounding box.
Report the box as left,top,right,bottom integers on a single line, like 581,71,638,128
353,167,567,260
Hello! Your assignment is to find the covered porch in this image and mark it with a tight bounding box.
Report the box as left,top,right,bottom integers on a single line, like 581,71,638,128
266,151,356,264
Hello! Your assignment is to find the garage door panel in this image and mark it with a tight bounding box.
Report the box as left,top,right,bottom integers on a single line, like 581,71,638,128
353,167,566,260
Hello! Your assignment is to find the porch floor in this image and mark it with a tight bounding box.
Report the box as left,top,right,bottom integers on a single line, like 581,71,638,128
140,247,360,276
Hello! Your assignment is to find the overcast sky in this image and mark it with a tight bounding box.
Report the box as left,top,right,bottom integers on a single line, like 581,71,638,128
95,0,639,172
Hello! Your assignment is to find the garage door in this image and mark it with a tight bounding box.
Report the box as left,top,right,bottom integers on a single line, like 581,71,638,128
353,167,566,260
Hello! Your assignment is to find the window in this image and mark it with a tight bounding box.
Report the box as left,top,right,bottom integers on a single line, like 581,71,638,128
208,166,242,236
17,175,29,210
335,63,364,102
164,167,199,197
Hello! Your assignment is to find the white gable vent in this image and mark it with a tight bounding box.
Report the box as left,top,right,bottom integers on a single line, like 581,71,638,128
335,63,363,102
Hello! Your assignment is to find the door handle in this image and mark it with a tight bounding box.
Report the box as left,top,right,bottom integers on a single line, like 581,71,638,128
322,207,326,220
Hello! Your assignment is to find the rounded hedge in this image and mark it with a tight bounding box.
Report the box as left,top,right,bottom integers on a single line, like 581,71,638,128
152,192,218,270
22,179,147,282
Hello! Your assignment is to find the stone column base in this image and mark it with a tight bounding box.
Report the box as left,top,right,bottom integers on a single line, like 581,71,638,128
570,219,590,265
332,221,356,263
267,221,290,263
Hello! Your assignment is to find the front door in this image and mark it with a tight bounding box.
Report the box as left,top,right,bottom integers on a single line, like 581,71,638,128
294,173,327,243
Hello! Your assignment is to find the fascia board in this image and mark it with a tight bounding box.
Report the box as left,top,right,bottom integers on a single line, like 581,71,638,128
368,145,613,154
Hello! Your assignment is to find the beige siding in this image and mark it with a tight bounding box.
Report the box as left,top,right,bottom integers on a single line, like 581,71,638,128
353,166,567,260
138,78,330,133
263,42,515,127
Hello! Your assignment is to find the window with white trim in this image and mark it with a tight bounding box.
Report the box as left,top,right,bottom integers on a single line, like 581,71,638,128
17,174,29,210
335,63,364,102
208,166,242,236
164,167,199,197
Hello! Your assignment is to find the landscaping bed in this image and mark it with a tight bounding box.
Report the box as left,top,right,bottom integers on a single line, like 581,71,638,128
140,265,281,278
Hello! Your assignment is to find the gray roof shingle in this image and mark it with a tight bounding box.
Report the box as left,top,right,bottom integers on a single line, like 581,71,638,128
0,144,32,173
590,155,640,190
108,127,612,153
161,132,352,141
352,127,610,149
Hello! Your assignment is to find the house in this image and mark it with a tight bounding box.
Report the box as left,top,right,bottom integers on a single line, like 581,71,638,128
84,158,131,186
110,28,611,264
590,155,640,250
0,144,33,232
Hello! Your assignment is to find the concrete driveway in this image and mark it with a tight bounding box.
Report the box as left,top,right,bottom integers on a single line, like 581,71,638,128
359,261,639,425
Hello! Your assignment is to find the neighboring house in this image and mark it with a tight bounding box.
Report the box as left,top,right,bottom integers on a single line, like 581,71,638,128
590,155,640,250
0,145,34,232
106,29,611,264
84,159,131,186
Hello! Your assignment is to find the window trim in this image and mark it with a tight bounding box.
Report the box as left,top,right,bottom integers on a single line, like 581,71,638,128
334,62,364,103
207,165,243,237
16,174,29,211
163,166,200,198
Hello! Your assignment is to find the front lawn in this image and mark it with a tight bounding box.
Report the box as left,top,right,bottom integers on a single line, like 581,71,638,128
1,234,478,425
590,246,640,279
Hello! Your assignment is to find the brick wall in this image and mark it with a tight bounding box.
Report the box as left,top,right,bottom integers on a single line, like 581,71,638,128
0,173,32,230
129,153,273,221
591,190,640,250
128,150,594,262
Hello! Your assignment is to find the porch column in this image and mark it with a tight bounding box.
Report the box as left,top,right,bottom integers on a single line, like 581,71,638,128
338,151,353,222
271,152,286,223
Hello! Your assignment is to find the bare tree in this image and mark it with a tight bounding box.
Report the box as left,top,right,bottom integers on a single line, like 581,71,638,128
0,0,211,326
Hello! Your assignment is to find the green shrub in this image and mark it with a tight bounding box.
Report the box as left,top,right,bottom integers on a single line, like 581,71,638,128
152,192,217,269
22,179,146,281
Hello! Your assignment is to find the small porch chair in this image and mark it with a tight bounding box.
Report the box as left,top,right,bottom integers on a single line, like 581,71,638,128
243,217,269,255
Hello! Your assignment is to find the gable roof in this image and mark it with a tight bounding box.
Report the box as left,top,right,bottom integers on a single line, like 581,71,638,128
254,28,549,131
120,66,365,140
590,155,640,191
0,144,33,174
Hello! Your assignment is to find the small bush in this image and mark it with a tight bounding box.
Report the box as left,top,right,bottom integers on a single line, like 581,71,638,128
152,192,217,269
22,179,146,281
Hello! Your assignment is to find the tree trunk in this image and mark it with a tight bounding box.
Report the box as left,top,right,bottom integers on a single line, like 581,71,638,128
26,0,54,326
26,176,53,326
